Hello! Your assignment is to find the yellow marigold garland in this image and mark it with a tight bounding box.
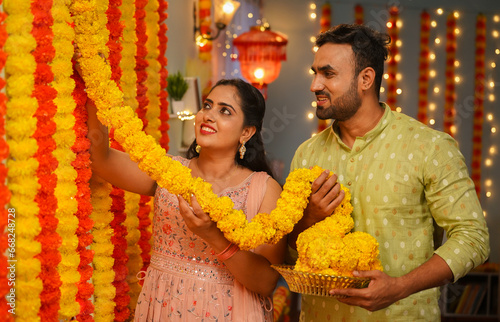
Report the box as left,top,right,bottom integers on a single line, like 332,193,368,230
4,0,42,319
51,0,81,318
144,0,161,141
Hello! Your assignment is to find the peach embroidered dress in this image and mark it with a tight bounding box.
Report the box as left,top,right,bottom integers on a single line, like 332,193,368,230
134,156,273,321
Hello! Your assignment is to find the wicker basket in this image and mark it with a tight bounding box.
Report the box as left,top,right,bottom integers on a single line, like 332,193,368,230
272,265,370,297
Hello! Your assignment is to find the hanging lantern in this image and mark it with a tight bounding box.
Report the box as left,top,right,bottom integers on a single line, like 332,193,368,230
233,25,288,98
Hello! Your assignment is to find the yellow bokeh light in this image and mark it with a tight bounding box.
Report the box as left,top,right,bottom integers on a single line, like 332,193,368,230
492,127,497,133
490,81,496,88
454,76,461,83
490,146,497,154
396,40,402,47
454,28,460,35
486,192,492,198
485,158,493,166
485,179,492,187
493,30,499,38
429,119,436,125
495,15,500,22
384,73,389,80
434,87,440,93
396,88,402,95
248,13,254,18
487,113,494,121
307,112,315,119
429,103,436,111
396,107,402,113
310,13,317,19
396,20,403,28
431,20,437,27
450,125,457,135
489,94,496,102
454,11,460,18
430,53,436,60
435,38,441,44
492,62,497,68
395,54,401,62
311,101,317,107
380,87,385,93
387,21,393,28
454,60,460,67
437,8,443,15
396,73,402,81
310,3,317,10
430,70,437,78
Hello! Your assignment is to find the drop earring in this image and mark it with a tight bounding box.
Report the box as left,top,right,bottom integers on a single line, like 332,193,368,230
196,144,201,153
239,141,246,159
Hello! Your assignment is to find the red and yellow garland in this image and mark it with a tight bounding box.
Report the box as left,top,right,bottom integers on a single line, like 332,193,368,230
417,10,430,124
0,0,11,320
471,14,486,198
386,6,399,110
444,12,457,137
157,0,169,150
354,4,364,25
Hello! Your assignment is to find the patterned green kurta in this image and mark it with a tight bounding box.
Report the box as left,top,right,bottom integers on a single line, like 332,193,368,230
290,103,490,322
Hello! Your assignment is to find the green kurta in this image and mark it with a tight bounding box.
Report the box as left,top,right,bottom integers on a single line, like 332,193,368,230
290,103,490,322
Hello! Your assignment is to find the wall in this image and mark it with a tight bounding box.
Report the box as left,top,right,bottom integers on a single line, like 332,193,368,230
262,0,500,262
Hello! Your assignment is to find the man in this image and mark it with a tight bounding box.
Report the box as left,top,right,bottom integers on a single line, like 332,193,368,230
287,24,490,321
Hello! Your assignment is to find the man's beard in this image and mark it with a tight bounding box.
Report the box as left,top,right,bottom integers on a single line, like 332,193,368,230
316,78,361,121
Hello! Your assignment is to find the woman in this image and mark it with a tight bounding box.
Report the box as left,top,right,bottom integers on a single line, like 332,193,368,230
86,78,285,321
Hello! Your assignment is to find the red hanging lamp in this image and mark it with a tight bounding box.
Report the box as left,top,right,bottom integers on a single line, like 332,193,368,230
233,25,288,98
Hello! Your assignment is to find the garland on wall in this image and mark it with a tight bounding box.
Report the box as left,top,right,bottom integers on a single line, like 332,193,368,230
386,6,399,110
51,0,81,318
4,0,42,320
417,10,430,124
471,14,486,198
443,12,457,137
0,0,11,319
354,4,363,25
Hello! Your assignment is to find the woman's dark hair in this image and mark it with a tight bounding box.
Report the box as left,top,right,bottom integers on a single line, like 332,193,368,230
186,78,275,178
315,24,391,99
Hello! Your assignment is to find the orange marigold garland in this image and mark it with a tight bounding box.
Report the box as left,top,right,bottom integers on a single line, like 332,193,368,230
51,0,81,318
443,12,457,137
135,0,154,276
386,6,399,110
157,0,169,151
417,10,430,124
31,0,64,318
4,0,42,319
0,0,12,320
71,71,95,322
105,0,131,320
354,4,364,25
471,14,486,198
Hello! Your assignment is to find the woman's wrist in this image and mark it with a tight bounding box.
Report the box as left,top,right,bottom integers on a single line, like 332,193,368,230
216,242,240,262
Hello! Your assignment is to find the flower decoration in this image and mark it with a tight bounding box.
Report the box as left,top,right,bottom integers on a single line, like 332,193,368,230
295,185,382,276
471,14,486,198
417,10,430,124
444,12,457,137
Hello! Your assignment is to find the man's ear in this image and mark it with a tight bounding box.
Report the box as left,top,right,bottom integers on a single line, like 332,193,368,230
240,126,256,144
358,67,376,91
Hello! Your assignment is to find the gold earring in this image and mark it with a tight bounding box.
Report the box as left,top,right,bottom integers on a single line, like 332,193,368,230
239,141,246,159
196,144,201,153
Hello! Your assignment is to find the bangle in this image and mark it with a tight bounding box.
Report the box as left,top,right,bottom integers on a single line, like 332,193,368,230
216,243,240,262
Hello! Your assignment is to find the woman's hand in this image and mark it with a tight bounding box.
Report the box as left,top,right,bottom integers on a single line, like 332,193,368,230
177,194,225,243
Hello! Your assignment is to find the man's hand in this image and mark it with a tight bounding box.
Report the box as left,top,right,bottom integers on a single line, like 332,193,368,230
329,270,406,312
288,170,345,249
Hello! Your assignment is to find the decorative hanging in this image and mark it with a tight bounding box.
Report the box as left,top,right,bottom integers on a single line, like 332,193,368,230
471,14,486,199
233,25,288,98
444,12,457,137
354,4,364,25
417,10,430,124
386,6,399,110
